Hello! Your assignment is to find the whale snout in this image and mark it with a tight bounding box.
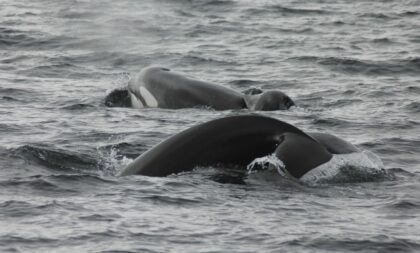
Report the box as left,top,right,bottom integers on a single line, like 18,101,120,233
284,96,295,109
254,91,295,111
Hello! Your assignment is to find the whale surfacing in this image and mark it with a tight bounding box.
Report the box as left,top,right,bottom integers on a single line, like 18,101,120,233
118,115,358,178
127,66,294,111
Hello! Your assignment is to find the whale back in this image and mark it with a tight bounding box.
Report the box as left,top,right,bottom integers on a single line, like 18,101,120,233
308,132,359,154
130,66,245,110
118,115,333,178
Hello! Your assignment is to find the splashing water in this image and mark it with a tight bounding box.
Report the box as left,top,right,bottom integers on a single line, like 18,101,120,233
247,154,288,177
108,72,131,92
246,150,388,185
300,150,389,185
97,146,133,176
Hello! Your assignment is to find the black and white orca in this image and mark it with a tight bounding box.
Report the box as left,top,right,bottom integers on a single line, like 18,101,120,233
126,66,294,111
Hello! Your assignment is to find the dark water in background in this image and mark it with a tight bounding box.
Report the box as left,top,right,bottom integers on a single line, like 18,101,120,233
1,0,420,252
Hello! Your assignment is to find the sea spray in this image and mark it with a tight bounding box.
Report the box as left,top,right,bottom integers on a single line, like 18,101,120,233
97,145,133,176
247,154,289,177
301,150,389,184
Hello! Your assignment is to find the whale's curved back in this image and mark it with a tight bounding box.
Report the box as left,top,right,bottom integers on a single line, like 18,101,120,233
118,115,333,178
128,66,246,110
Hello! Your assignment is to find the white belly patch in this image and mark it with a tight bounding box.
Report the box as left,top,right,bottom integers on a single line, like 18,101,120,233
140,87,158,107
130,92,144,109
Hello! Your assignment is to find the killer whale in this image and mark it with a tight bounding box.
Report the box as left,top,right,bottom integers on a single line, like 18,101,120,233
118,115,358,178
125,66,294,111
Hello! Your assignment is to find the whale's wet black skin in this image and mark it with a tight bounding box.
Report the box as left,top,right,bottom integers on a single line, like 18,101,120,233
118,115,358,178
125,66,294,111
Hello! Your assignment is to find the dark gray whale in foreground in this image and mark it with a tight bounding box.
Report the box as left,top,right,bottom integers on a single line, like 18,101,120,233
124,66,294,111
118,115,358,178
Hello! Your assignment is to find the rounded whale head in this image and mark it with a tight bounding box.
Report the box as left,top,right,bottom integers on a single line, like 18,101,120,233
253,90,295,111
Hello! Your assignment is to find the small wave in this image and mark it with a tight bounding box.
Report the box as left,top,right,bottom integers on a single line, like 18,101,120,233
318,20,346,26
399,11,419,17
46,174,116,185
365,90,395,98
181,54,235,66
360,11,419,20
0,55,31,64
228,79,260,87
278,27,315,34
0,199,75,218
386,198,420,210
55,52,141,67
18,63,90,79
371,37,394,44
301,151,390,184
0,123,20,133
312,117,355,127
0,87,32,97
291,56,420,75
0,174,114,197
360,137,420,156
406,86,420,94
13,145,97,173
60,103,95,110
287,235,420,252
270,5,331,15
0,176,76,194
1,96,18,101
0,235,57,245
323,98,364,107
404,102,420,113
245,5,331,16
0,27,36,47
191,0,235,8
78,213,121,222
140,195,204,206
0,27,73,50
0,200,41,218
359,12,393,20
58,9,100,19
175,9,197,18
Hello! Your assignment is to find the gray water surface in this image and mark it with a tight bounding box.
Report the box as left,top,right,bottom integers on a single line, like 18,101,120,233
1,0,420,252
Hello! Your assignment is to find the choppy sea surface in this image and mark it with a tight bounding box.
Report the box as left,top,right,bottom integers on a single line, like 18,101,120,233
1,0,420,252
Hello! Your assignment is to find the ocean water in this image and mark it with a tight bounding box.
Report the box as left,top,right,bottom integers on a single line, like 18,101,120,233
1,0,420,252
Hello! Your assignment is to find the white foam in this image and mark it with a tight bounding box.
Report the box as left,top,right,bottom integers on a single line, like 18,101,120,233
300,150,385,184
106,72,131,95
246,150,386,184
98,146,133,176
247,154,289,177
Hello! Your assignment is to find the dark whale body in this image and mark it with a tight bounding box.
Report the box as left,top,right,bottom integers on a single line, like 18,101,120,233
118,115,358,178
127,66,294,111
